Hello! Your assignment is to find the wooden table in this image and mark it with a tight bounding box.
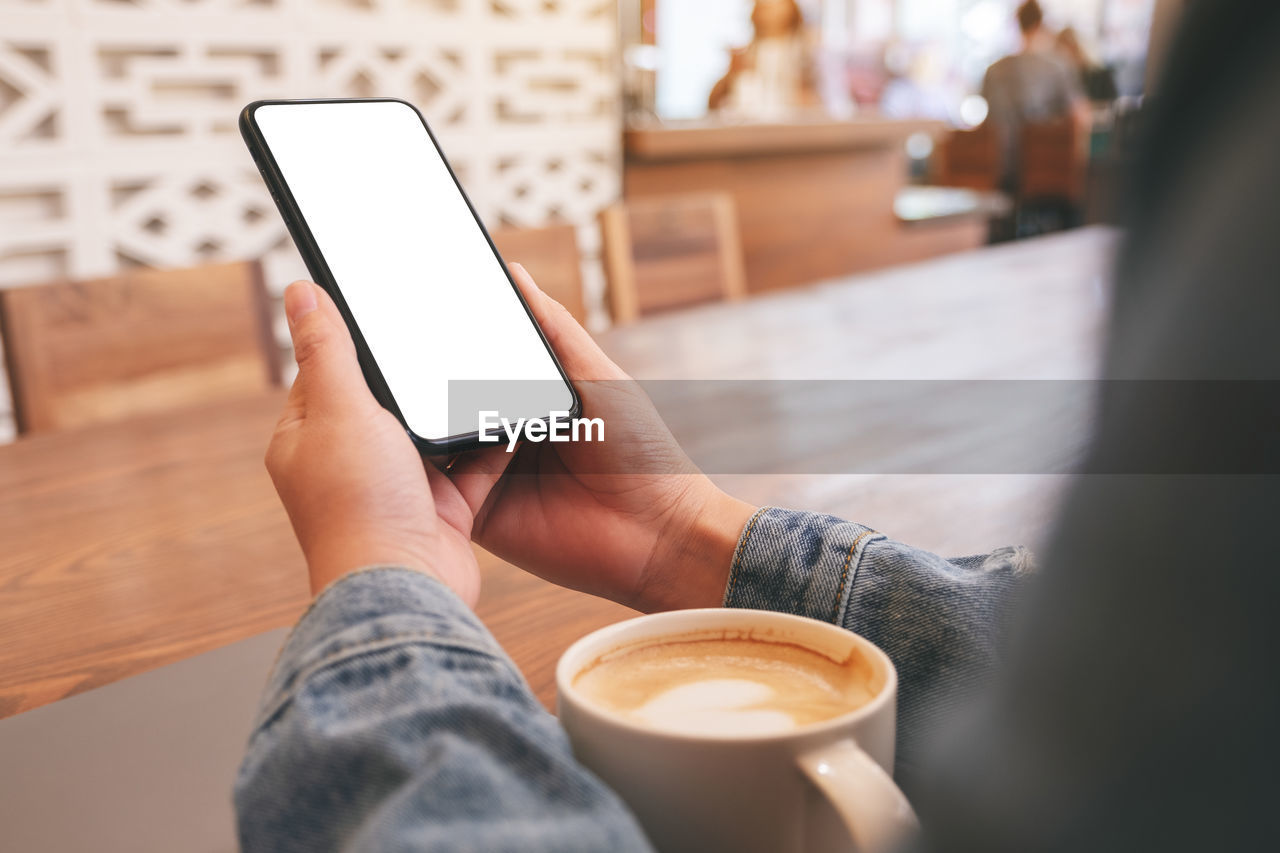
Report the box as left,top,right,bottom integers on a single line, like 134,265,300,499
0,227,1118,720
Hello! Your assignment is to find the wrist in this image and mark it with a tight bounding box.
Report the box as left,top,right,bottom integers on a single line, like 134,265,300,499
303,539,441,597
638,482,758,612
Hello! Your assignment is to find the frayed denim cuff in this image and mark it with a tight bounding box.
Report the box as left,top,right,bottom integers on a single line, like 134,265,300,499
255,567,513,730
722,507,884,625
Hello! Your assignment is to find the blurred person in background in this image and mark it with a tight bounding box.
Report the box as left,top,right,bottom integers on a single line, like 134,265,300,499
980,0,1091,191
708,0,818,118
1056,26,1119,104
234,1,1278,850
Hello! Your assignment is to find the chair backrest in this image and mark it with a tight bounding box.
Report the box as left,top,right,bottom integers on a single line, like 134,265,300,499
599,192,747,324
1019,116,1089,203
934,125,1001,191
0,261,279,434
489,224,587,326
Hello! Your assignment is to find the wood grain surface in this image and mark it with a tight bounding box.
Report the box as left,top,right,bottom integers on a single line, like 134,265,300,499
0,228,1117,719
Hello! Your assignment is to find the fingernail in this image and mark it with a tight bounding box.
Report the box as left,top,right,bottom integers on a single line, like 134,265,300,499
285,281,318,324
511,263,541,291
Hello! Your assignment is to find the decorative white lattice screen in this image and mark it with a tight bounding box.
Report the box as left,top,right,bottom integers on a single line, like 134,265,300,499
0,0,620,441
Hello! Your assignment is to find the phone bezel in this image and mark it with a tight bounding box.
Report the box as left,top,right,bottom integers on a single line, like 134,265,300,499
239,97,581,455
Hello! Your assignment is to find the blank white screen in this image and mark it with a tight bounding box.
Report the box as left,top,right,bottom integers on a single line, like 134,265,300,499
254,100,573,442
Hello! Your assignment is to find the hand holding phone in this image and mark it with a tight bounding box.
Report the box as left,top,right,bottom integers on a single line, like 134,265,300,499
246,97,755,609
266,265,752,611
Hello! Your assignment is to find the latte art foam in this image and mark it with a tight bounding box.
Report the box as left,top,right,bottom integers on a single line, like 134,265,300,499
572,636,879,737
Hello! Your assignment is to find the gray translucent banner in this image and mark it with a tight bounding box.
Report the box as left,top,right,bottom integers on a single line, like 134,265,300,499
447,380,1280,474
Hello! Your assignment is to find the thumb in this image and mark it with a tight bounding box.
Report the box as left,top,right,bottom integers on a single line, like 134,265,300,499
284,281,371,413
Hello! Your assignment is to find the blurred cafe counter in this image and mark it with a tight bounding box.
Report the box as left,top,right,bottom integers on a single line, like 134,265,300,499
624,115,990,292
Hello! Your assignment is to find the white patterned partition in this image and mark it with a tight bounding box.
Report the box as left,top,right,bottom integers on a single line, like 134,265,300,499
0,0,621,441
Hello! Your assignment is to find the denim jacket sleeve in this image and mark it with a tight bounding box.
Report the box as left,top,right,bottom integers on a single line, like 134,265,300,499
236,515,1026,848
723,507,1034,791
234,567,653,853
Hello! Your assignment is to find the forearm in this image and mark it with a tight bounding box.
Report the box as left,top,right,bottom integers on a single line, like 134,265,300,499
723,508,1035,791
235,568,651,853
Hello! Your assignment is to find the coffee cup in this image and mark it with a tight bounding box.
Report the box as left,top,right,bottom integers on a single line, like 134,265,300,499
556,608,918,852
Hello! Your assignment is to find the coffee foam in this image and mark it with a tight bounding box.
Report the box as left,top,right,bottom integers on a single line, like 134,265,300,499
572,634,880,737
632,678,797,736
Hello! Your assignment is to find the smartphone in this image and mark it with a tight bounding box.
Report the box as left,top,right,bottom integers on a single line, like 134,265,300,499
239,98,578,454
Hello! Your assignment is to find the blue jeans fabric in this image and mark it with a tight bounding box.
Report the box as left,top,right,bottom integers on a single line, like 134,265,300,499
234,568,651,853
724,508,1034,790
236,509,1028,851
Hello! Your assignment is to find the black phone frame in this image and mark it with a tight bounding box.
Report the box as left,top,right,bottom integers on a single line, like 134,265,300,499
239,97,581,456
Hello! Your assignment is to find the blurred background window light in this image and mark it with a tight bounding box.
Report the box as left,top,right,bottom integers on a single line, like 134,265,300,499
626,0,1156,123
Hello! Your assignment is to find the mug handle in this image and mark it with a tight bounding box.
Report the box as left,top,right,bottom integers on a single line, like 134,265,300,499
796,739,919,851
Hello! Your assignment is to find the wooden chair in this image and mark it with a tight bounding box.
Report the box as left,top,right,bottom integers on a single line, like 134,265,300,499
1010,116,1091,237
599,193,747,324
933,124,1001,191
488,224,587,326
1019,116,1090,204
0,261,280,434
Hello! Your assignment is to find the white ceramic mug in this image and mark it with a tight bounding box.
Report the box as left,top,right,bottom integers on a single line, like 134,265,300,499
556,608,919,853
